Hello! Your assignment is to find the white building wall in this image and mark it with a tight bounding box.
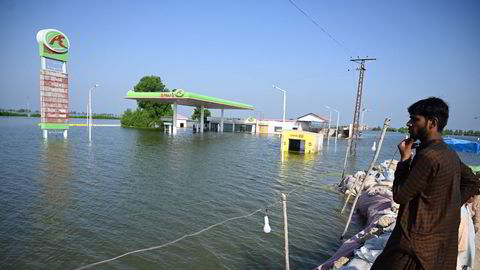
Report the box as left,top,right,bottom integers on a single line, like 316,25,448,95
176,119,187,128
258,120,300,134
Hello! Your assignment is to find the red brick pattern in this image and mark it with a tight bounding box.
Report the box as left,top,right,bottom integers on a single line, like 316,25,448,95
40,70,68,123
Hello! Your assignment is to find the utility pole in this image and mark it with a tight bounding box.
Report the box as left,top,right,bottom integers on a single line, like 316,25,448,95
349,57,376,154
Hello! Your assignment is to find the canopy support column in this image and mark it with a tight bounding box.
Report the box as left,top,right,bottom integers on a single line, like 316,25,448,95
220,108,224,133
172,102,177,135
200,105,204,133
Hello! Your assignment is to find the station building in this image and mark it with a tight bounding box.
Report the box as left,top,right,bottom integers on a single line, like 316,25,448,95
207,113,329,134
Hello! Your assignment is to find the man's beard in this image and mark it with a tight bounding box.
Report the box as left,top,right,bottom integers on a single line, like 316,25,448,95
410,125,428,141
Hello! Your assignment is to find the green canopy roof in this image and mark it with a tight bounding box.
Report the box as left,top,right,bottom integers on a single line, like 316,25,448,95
125,90,254,110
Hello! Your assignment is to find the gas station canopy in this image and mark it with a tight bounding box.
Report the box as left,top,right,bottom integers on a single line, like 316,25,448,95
125,89,254,110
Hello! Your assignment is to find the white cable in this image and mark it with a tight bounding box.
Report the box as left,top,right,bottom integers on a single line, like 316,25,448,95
75,201,280,270
75,172,339,269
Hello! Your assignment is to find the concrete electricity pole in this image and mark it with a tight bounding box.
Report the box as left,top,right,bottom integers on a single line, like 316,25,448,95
349,57,375,154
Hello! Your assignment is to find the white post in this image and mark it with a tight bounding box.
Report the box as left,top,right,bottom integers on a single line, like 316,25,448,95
200,105,204,133
327,110,331,146
341,118,391,239
341,139,352,180
272,85,287,127
63,129,68,139
283,91,286,124
172,102,177,135
335,110,339,144
88,84,99,142
282,193,290,270
41,57,46,69
43,130,48,139
326,106,339,143
361,108,367,131
88,88,92,142
232,119,235,133
220,108,224,133
86,103,89,127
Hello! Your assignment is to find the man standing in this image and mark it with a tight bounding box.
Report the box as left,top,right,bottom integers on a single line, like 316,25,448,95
371,97,480,270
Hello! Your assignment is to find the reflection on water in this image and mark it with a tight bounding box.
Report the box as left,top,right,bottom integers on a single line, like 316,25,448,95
41,140,71,201
40,140,72,251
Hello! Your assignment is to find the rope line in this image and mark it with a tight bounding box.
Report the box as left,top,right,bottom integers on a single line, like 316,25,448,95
75,172,340,269
75,201,281,270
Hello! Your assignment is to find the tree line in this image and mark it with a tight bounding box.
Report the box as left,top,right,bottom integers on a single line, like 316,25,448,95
0,110,119,119
371,126,480,136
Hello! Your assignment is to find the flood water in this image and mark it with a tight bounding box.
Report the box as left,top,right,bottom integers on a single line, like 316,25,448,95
1,117,478,269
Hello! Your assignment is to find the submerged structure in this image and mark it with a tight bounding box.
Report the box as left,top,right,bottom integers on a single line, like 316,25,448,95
125,89,254,134
281,130,324,154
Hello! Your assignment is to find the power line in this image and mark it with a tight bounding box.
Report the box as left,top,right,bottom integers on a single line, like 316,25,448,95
287,0,352,55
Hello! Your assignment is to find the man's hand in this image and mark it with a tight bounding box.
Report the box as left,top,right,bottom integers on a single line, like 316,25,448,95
398,139,415,161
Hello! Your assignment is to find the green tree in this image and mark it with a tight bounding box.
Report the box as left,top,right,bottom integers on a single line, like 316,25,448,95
121,76,173,129
192,107,211,122
397,127,408,133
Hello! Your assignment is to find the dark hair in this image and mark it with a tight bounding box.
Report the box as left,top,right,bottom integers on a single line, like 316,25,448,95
408,97,449,132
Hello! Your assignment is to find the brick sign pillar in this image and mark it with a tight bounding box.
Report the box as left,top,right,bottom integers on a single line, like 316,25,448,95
36,29,70,139
40,70,68,132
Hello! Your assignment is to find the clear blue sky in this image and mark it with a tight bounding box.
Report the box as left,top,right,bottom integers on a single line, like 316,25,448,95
1,0,479,129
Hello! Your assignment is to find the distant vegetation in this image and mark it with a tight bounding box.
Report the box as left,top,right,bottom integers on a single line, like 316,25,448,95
371,127,408,133
120,75,172,129
0,111,28,117
70,115,120,120
0,109,119,119
371,126,480,136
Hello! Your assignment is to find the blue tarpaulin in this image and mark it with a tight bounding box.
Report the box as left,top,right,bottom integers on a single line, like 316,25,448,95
444,137,480,154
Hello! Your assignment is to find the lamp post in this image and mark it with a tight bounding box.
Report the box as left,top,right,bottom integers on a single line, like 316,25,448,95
88,84,100,142
326,105,340,144
361,108,368,131
272,85,287,124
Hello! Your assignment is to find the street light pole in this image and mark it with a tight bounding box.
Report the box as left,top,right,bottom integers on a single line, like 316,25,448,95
88,84,100,142
272,85,287,124
327,109,331,145
326,106,340,144
361,108,368,131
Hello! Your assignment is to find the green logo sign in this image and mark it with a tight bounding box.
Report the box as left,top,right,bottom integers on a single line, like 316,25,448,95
36,29,70,62
44,30,69,53
174,89,185,97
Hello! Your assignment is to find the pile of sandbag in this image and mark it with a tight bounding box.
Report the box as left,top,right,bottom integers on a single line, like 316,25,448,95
316,160,400,270
337,159,399,196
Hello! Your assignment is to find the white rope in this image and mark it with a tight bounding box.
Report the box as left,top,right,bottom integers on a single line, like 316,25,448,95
75,201,280,270
75,172,339,270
